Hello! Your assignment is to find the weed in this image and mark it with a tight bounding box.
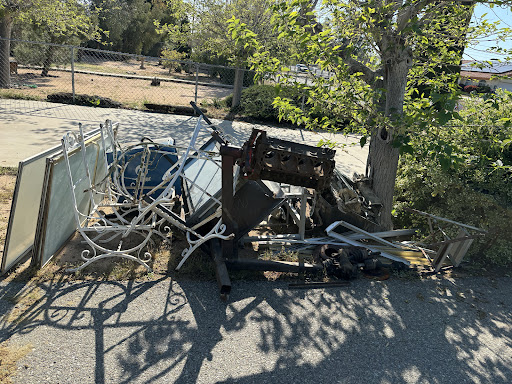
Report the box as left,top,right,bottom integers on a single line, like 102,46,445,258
0,189,13,204
391,268,421,280
0,167,17,176
167,248,216,280
0,90,42,101
262,246,299,262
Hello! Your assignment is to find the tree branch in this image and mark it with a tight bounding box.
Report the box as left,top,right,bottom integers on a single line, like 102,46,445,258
297,1,378,84
344,56,379,84
395,0,437,32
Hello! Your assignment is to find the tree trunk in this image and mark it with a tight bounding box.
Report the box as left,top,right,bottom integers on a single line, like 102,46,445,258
41,45,57,77
41,44,58,77
0,13,13,89
367,54,411,230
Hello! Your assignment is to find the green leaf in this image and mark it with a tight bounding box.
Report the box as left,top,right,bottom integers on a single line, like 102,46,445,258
439,156,451,171
438,111,452,126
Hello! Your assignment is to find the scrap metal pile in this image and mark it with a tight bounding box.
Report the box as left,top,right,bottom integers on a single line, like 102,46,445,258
1,102,487,298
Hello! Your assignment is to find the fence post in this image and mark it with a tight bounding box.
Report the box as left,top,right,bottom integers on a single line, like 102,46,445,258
194,63,199,105
70,47,75,103
231,67,244,108
301,73,307,111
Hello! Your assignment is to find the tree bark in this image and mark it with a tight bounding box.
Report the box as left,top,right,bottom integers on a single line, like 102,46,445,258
41,45,56,77
366,51,411,230
0,13,13,89
367,130,400,230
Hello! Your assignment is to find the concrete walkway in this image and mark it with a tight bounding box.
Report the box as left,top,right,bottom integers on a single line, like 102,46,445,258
0,99,368,176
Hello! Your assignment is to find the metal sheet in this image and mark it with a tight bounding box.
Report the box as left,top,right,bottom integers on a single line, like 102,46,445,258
2,158,50,273
1,129,100,274
230,180,285,240
34,131,109,268
183,140,221,212
461,61,512,74
183,140,224,226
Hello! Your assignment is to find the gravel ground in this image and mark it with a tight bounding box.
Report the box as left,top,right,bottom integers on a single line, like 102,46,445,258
1,276,511,384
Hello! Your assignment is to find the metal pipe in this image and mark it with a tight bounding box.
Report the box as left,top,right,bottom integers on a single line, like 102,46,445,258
70,47,75,103
225,259,323,273
210,239,231,300
221,151,238,260
405,208,487,233
194,63,199,105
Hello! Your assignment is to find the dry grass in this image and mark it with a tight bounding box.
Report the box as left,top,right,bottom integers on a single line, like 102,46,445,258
21,229,215,283
2,285,45,325
0,341,33,384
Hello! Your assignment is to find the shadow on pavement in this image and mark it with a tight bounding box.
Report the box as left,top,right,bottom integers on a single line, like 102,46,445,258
0,274,511,383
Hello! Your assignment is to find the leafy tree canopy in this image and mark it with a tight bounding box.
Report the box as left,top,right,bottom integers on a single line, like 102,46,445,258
228,0,512,229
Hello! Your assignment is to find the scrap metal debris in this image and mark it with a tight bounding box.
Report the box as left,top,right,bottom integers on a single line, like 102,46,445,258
240,129,336,189
1,102,488,300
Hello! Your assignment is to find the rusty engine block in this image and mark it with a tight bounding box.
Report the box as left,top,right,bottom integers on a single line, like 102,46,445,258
240,129,335,190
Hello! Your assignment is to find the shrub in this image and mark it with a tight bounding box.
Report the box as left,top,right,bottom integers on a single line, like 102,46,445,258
394,93,512,266
218,68,256,87
160,48,186,73
229,84,304,122
394,157,512,266
236,84,281,120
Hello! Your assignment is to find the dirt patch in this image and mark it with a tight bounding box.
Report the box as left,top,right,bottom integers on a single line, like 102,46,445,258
0,341,33,384
2,285,45,325
0,173,16,253
1,66,232,110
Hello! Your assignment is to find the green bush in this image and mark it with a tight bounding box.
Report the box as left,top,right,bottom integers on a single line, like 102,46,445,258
218,68,256,87
394,157,512,266
237,84,281,120
394,93,512,266
230,84,304,122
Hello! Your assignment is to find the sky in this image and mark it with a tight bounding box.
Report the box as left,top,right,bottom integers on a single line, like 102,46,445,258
464,4,512,61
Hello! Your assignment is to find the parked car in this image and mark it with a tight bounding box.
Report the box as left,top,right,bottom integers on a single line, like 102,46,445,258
296,64,309,72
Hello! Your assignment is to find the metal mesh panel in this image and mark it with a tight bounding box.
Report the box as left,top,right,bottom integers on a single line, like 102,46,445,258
0,38,247,118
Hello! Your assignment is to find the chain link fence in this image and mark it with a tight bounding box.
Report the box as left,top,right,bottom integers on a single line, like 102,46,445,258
0,38,260,116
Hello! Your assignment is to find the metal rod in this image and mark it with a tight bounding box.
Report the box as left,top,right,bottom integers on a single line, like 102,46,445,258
221,150,238,260
225,259,323,273
288,281,350,289
326,220,404,249
326,227,410,266
194,63,199,105
70,47,75,103
299,187,307,240
405,208,487,233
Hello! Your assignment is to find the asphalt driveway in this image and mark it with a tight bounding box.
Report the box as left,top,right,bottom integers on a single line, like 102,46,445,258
1,276,511,384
